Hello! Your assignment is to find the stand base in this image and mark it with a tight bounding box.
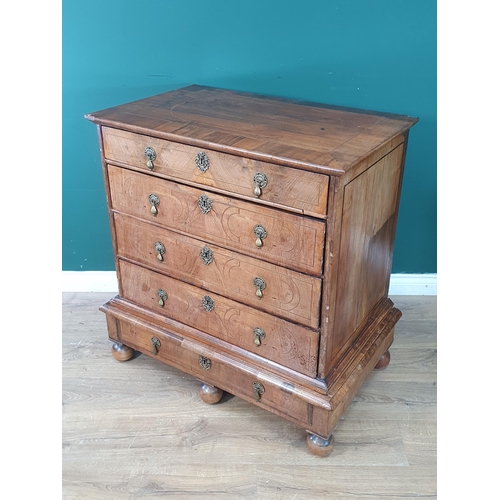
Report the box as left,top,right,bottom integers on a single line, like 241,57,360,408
101,297,400,457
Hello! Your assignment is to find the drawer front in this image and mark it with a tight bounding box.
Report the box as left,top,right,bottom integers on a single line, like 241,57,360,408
102,127,329,218
113,313,321,427
114,212,321,328
108,165,325,276
119,260,319,377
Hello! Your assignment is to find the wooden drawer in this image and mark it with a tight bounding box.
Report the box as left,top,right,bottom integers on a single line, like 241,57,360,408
107,308,330,429
108,165,325,276
118,260,319,377
102,127,329,218
114,212,321,328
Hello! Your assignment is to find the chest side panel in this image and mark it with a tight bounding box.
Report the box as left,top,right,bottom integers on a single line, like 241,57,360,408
328,144,405,370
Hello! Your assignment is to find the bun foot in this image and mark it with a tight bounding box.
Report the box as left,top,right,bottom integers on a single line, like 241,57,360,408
111,342,134,361
199,383,223,404
374,350,391,370
306,433,334,457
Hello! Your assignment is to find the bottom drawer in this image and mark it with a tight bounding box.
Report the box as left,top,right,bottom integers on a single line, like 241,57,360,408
104,302,331,434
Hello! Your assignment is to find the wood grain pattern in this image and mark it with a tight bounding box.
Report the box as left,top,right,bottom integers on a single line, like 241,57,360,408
108,165,325,276
113,212,322,328
86,85,417,175
328,144,405,372
118,259,319,377
102,126,330,218
63,293,436,499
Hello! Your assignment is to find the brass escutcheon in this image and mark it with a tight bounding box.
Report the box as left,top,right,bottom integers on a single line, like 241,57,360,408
254,225,267,248
198,194,212,214
157,289,168,307
155,241,166,261
195,151,210,173
253,172,268,198
202,295,215,312
148,193,160,216
151,337,161,355
253,381,265,402
253,327,266,347
199,355,212,370
145,147,156,171
200,246,213,265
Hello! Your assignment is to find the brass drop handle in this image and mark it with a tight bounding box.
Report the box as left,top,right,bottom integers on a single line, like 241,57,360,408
254,225,267,248
145,147,156,171
253,382,265,402
157,289,168,307
253,327,266,347
151,337,161,355
149,194,160,216
253,172,268,198
253,277,266,299
155,242,166,261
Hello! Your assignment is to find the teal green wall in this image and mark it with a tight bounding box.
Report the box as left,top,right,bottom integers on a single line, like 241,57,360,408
63,0,436,273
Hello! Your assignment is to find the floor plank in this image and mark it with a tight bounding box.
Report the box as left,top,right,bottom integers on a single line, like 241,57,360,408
256,465,437,500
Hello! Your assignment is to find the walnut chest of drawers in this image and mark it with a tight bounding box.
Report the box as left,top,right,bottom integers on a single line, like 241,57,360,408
85,85,417,456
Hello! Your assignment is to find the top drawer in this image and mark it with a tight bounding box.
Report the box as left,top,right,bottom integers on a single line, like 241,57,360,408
101,127,329,218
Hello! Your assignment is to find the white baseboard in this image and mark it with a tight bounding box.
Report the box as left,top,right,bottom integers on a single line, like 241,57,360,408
388,274,437,295
62,271,437,295
62,271,119,293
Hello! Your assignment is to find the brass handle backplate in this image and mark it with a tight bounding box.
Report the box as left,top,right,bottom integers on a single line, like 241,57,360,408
155,241,166,261
253,172,268,198
253,327,266,347
148,193,160,216
151,337,161,355
199,355,212,370
253,382,265,401
253,277,266,299
145,147,156,170
254,225,267,248
157,289,168,307
195,151,210,173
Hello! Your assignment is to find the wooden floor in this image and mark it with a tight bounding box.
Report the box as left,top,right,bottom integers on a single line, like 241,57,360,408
62,293,436,499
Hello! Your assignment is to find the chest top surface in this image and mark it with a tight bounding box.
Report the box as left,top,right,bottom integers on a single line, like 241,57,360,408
85,85,417,175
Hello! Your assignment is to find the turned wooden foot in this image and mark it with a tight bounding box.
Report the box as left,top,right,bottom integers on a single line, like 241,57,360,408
199,383,223,404
306,433,334,457
111,342,134,361
374,350,391,370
